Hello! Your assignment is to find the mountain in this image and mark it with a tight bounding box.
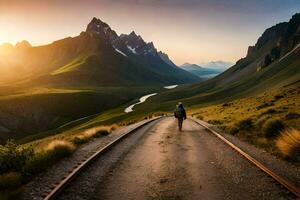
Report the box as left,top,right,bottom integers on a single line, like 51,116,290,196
158,51,177,67
0,17,201,141
200,61,233,71
0,17,200,87
180,63,220,78
140,13,300,111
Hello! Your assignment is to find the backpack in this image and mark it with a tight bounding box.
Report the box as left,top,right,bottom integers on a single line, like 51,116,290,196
175,106,184,118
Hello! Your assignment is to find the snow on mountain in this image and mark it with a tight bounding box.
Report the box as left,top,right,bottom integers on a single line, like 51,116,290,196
114,48,127,57
127,45,138,54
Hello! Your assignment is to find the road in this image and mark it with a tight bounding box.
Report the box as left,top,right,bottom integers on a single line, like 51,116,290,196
59,117,292,200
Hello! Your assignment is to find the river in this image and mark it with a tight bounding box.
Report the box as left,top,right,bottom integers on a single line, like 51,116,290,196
124,85,178,113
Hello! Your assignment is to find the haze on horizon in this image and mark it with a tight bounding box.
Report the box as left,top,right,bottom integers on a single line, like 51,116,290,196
0,0,299,65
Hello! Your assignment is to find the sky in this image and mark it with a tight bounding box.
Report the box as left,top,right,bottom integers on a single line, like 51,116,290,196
0,0,299,65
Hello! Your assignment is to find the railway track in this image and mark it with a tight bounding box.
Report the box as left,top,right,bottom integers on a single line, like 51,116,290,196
43,117,299,200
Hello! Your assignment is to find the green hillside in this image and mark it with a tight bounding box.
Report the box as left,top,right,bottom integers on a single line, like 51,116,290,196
138,13,300,111
0,85,162,143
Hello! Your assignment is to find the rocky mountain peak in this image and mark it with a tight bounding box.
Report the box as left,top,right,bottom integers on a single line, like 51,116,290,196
158,51,176,67
15,40,31,49
129,31,137,37
86,17,118,42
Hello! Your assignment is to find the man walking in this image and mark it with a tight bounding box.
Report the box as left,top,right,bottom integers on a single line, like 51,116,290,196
174,102,187,131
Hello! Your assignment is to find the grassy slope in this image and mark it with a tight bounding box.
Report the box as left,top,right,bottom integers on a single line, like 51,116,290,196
50,54,90,75
138,48,300,112
0,85,161,143
20,99,166,150
189,82,299,157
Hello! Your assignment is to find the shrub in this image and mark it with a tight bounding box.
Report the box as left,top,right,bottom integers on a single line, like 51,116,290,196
276,128,300,161
274,94,284,100
262,119,285,138
0,172,22,190
256,102,274,110
208,120,223,125
285,112,300,120
0,187,24,200
222,103,232,107
44,140,75,152
71,137,88,145
237,118,253,131
94,129,110,137
262,108,277,115
24,140,74,175
71,126,112,146
255,116,271,128
228,126,239,135
0,140,33,174
196,115,204,120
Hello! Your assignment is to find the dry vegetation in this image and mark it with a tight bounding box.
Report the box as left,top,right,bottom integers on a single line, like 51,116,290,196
190,84,300,161
0,125,115,199
276,128,300,161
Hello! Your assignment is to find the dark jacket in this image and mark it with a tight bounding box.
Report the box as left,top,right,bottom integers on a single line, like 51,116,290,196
174,104,186,119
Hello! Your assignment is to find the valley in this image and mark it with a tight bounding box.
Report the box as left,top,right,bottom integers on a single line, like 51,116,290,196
0,5,299,199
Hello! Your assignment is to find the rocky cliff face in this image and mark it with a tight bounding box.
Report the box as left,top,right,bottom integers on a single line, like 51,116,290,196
242,13,300,70
247,13,300,62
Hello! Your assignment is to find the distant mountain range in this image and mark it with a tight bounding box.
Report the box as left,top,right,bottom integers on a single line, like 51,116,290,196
200,61,233,71
0,17,200,87
179,63,221,78
179,61,233,78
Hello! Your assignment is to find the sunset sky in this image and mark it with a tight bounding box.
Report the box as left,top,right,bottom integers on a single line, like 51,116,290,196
0,0,299,65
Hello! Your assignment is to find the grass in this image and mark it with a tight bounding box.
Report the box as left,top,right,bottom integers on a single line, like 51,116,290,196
51,54,90,75
187,83,300,161
276,128,300,161
23,140,75,176
0,85,161,143
71,126,114,145
0,87,90,100
0,139,75,199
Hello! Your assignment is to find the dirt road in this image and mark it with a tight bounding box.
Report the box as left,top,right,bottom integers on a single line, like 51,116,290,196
88,118,290,200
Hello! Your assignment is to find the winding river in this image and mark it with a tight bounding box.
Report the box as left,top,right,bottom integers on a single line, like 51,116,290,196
124,85,178,113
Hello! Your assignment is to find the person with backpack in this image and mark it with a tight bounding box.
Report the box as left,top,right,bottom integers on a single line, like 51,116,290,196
174,102,187,131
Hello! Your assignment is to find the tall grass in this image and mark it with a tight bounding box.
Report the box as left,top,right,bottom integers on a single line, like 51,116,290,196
24,140,75,176
276,128,300,161
71,126,116,145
